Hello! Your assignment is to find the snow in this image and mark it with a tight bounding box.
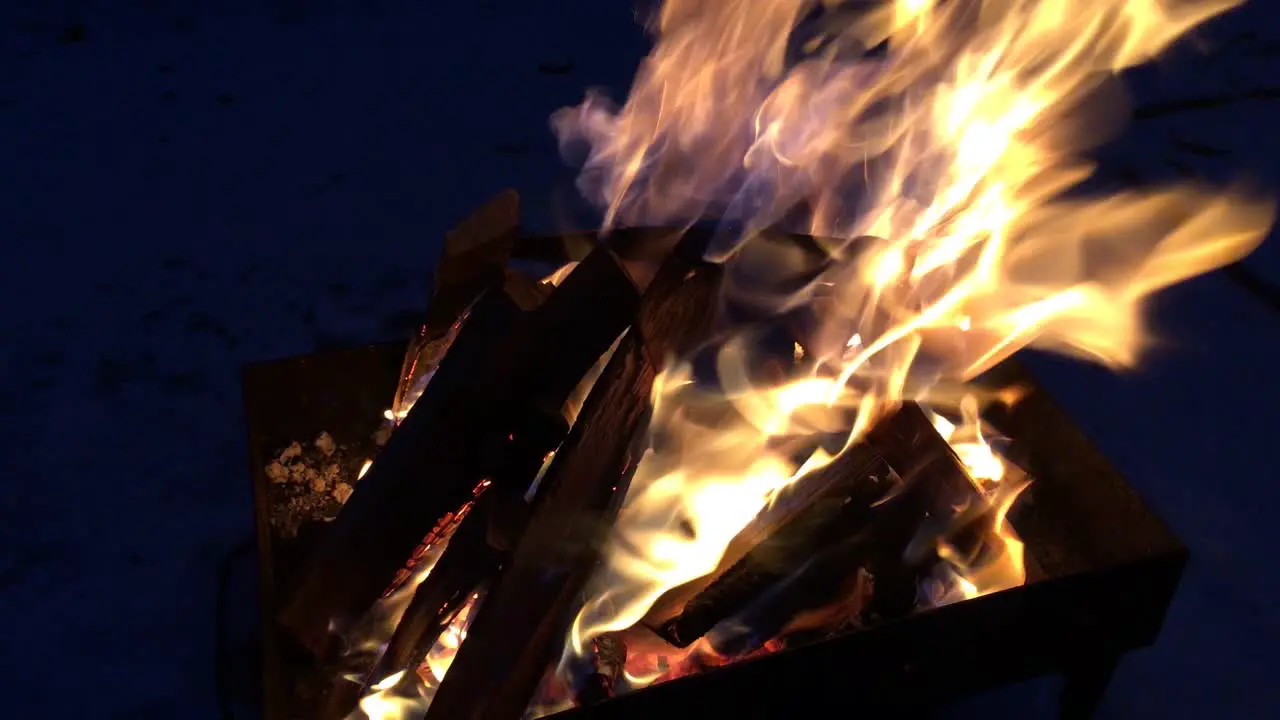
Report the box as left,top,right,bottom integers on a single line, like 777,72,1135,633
0,1,1276,718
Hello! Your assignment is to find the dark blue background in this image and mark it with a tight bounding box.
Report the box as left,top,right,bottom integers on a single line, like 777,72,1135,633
0,1,1276,717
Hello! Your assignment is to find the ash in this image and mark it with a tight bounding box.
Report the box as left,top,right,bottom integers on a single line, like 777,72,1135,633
264,431,369,538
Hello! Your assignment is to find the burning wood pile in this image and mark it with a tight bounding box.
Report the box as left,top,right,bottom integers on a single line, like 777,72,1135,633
242,1,1275,718
270,195,1035,720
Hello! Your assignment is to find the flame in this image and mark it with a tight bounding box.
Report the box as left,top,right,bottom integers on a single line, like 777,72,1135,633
389,309,475,425
355,671,427,720
422,591,483,684
353,590,487,719
342,484,492,718
335,533,455,693
929,393,1006,487
924,476,1030,605
554,0,1271,685
382,260,580,433
542,261,581,287
923,393,1028,601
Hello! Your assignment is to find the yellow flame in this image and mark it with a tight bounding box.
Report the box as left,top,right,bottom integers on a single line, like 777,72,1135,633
556,0,1271,674
924,477,1031,605
338,538,452,686
355,671,422,720
542,261,580,287
929,394,1005,486
343,504,491,718
925,392,1026,601
423,592,482,684
356,590,486,719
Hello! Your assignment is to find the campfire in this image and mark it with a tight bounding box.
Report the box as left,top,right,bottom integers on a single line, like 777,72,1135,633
243,0,1272,718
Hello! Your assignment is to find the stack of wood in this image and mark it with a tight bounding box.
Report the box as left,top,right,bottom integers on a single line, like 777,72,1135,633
275,191,988,720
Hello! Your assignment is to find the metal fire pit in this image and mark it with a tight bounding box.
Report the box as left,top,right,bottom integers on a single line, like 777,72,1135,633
242,342,1186,720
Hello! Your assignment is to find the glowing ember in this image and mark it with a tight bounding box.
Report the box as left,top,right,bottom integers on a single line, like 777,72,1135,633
551,0,1270,697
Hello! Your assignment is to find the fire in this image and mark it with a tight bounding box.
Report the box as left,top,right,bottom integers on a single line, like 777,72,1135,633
541,261,580,287
929,393,1007,487
421,591,483,684
920,475,1029,605
336,538,450,714
357,672,425,720
342,485,490,717
352,590,487,719
554,0,1270,692
923,393,1029,602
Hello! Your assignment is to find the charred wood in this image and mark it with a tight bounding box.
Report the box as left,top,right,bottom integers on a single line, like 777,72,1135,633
344,407,570,715
280,248,639,659
652,401,981,656
572,633,628,706
279,275,528,657
425,235,723,720
396,267,548,421
425,189,521,336
655,444,894,649
502,248,642,414
860,402,983,618
370,494,500,693
705,402,982,644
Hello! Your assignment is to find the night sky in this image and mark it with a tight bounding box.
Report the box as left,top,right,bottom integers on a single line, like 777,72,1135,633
1,1,1278,718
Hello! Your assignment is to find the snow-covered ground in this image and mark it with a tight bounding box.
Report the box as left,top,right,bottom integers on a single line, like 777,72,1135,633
0,1,1276,717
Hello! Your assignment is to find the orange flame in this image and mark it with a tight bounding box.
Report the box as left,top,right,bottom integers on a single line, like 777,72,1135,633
421,592,483,685
929,393,1007,487
352,591,487,719
554,0,1271,685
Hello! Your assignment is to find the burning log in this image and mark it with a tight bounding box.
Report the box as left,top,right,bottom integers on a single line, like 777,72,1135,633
654,443,894,649
280,272,533,656
398,195,619,420
425,234,723,720
650,402,982,657
860,402,987,617
387,495,499,668
346,405,570,707
245,333,1192,720
280,247,640,658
